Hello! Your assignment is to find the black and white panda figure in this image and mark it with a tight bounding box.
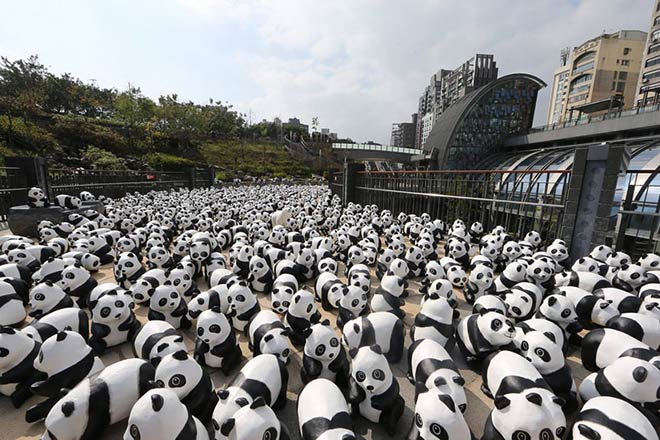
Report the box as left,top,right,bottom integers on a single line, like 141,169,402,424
0,262,32,286
419,260,445,294
166,266,199,299
410,296,454,347
342,311,405,363
571,396,658,440
376,248,396,279
547,239,570,270
473,294,507,315
41,358,155,440
247,310,291,364
525,258,555,292
463,264,495,305
446,238,470,269
26,331,105,423
422,278,458,308
124,388,209,440
494,261,527,293
133,320,186,367
315,272,347,311
226,283,260,333
154,350,218,426
481,347,554,399
407,338,467,412
191,306,237,365
440,257,468,288
54,194,82,210
337,285,369,329
89,290,140,354
605,251,632,281
606,312,660,349
556,285,620,329
348,264,371,293
285,289,321,347
212,354,289,436
519,330,577,411
469,221,484,243
22,307,90,344
32,258,65,285
148,284,192,330
347,345,404,435
580,328,659,372
388,257,410,279
554,269,611,292
455,311,516,362
146,245,175,271
28,281,76,319
370,273,407,319
27,187,49,208
248,255,273,294
0,277,28,327
404,245,426,277
317,257,337,275
57,263,97,307
503,282,544,322
130,268,167,304
114,252,146,290
639,252,660,271
593,287,643,314
612,263,654,294
578,356,660,412
271,274,298,315
297,378,355,440
219,396,290,440
407,389,472,440
0,326,41,407
572,256,610,277
301,321,349,389
536,294,582,345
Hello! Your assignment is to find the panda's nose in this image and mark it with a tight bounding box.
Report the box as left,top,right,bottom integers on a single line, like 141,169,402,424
329,353,334,359
366,385,374,391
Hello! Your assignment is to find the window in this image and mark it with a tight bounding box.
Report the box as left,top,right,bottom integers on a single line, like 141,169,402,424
572,61,595,74
621,59,631,66
624,48,631,55
646,57,660,69
650,44,660,55
655,15,660,26
644,70,660,83
619,71,628,81
616,82,626,93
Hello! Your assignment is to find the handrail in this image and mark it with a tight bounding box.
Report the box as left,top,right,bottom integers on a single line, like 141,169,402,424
356,169,571,175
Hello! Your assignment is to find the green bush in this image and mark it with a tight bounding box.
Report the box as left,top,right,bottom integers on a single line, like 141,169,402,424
0,115,60,155
145,152,196,170
82,146,127,170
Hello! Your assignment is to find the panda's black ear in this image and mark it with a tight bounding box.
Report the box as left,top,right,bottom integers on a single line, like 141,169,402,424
61,401,75,417
220,418,235,436
172,350,187,361
478,308,489,316
633,366,648,383
552,396,566,407
88,300,98,311
494,396,510,409
525,392,543,406
235,397,249,407
151,393,164,412
621,264,630,271
44,280,53,287
348,347,359,359
547,296,557,306
302,327,313,339
576,424,600,440
433,376,447,386
264,334,274,343
217,389,229,400
294,295,301,304
452,376,465,386
250,397,267,409
369,344,382,355
56,331,67,341
543,332,556,343
321,319,330,326
437,394,456,413
0,326,16,334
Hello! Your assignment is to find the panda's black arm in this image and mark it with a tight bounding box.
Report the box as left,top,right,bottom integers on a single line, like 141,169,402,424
210,331,237,356
91,323,111,338
171,301,188,318
370,380,400,410
347,377,366,404
302,355,323,379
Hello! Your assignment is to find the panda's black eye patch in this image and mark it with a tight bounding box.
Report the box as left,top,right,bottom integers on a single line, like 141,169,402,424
158,298,168,307
355,371,366,382
521,341,529,351
210,324,221,333
491,319,502,331
168,374,186,388
100,307,111,318
561,309,571,318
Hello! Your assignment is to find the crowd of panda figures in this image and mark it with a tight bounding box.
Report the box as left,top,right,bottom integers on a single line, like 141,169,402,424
0,185,659,440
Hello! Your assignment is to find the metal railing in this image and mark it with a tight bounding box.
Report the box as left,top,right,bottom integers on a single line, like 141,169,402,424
615,169,660,258
350,169,570,241
332,143,423,155
0,167,29,224
530,104,660,133
329,170,344,198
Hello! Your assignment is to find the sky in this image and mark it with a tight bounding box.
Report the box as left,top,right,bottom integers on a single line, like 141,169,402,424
0,0,655,144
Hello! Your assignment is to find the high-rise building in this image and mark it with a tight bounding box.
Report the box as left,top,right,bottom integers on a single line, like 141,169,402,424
637,0,660,106
547,30,646,124
390,115,417,148
414,54,498,148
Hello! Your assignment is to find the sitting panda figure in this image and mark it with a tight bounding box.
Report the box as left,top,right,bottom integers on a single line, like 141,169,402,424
166,266,199,299
231,245,253,279
297,378,355,440
525,258,555,292
0,277,28,327
247,310,291,364
462,263,495,305
41,358,155,440
114,252,146,290
194,308,242,372
270,274,298,315
536,294,582,345
27,187,49,208
473,295,507,315
57,263,97,307
154,350,218,425
124,388,209,440
248,255,274,294
347,345,404,435
285,289,321,347
520,330,577,412
146,245,175,271
342,312,405,363
419,260,445,294
347,264,371,293
337,285,369,329
639,253,660,271
54,194,82,210
219,397,290,440
404,245,426,277
89,290,140,354
130,268,167,304
226,282,260,333
571,396,658,440
28,281,77,319
132,320,186,367
315,272,346,311
370,273,407,319
503,282,544,322
446,238,470,269
494,261,528,293
149,284,192,330
0,326,41,407
410,296,454,347
440,257,468,288
455,311,516,362
301,321,349,389
317,257,337,275
26,331,105,423
376,248,396,279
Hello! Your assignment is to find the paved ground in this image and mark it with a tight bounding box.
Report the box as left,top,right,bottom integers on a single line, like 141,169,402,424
0,256,591,440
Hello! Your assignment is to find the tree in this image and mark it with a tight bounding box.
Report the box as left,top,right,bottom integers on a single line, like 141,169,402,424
114,85,155,149
82,146,127,170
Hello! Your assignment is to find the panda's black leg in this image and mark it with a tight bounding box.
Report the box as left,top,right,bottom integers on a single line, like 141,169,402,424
381,395,404,435
569,333,583,347
25,396,57,423
10,383,32,408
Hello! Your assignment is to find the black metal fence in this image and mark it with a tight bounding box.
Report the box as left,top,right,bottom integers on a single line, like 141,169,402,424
329,170,343,198
0,167,29,223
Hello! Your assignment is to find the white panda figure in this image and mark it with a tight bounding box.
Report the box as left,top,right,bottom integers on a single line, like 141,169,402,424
342,312,405,363
247,310,291,363
317,257,337,275
132,320,186,367
481,350,551,399
410,296,454,347
248,255,273,294
462,264,495,305
455,311,516,361
301,321,349,389
337,285,369,329
114,252,146,290
226,282,260,332
407,338,467,413
194,307,242,372
0,276,28,327
28,281,77,319
297,378,355,440
536,294,582,345
347,264,371,293
27,187,49,208
149,284,192,330
388,257,410,279
130,268,167,304
32,258,66,285
23,307,89,344
26,331,104,423
270,274,298,315
556,285,620,329
0,262,32,285
212,354,289,437
494,261,527,293
503,282,544,322
219,397,289,440
446,238,470,269
146,245,175,271
404,245,426,277
154,350,218,426
167,266,199,299
440,257,468,288
285,289,321,348
407,390,472,440
370,273,407,319
422,278,458,309
41,358,155,440
420,260,445,294
0,325,41,407
639,252,660,271
525,258,555,291
125,388,209,440
571,396,658,440
554,270,611,292
547,240,570,270
606,312,660,350
58,263,97,307
315,272,346,311
376,248,396,279
54,194,82,210
89,290,140,353
513,318,568,353
612,263,653,294
347,345,404,435
519,330,577,411
473,295,506,316
580,328,660,372
593,287,643,314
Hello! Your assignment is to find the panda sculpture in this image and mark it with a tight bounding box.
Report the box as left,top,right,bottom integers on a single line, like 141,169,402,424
419,260,445,294
271,274,298,314
536,294,582,345
503,282,544,322
571,396,658,440
25,331,105,423
370,273,407,319
28,281,77,319
301,321,349,389
41,358,155,440
247,310,291,363
410,296,454,347
58,263,97,307
132,320,186,367
167,266,199,299
297,378,355,440
347,345,404,435
114,252,146,290
22,307,89,344
0,326,41,407
0,277,28,327
473,295,507,316
146,245,175,271
187,286,229,320
342,312,405,363
226,283,260,333
124,388,209,440
130,268,167,304
32,258,65,285
493,261,528,293
612,263,653,294
606,312,660,350
440,257,468,288
285,289,321,347
336,285,369,329
89,290,140,353
581,328,660,372
148,284,192,330
248,255,274,294
218,397,290,440
407,390,472,440
154,350,218,425
556,285,619,329
554,270,611,292
404,245,426,277
54,194,82,210
455,311,516,361
315,272,347,311
194,307,242,372
27,187,49,208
